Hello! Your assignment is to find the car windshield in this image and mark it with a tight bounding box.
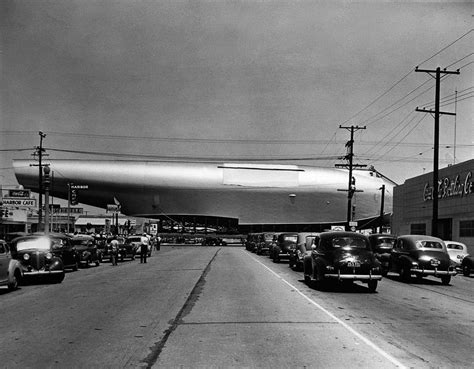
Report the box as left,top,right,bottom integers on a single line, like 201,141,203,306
331,236,369,250
15,237,51,251
126,237,142,243
283,236,298,243
375,238,395,248
264,234,274,241
71,239,90,246
415,240,444,250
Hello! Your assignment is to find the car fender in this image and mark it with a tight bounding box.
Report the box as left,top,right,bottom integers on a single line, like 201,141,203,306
8,259,23,279
50,257,64,271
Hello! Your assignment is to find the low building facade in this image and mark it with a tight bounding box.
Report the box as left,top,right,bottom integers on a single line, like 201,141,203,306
392,159,474,253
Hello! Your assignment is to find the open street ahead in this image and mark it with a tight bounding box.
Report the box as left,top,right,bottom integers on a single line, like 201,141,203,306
1,246,473,369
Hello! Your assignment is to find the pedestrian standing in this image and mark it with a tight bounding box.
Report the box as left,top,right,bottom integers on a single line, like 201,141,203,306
140,237,149,263
110,239,119,266
156,235,161,251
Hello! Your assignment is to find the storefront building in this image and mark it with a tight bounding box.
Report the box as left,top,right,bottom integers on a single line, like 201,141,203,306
392,159,474,252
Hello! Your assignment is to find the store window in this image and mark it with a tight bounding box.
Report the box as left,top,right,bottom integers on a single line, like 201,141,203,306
460,220,474,237
410,223,426,235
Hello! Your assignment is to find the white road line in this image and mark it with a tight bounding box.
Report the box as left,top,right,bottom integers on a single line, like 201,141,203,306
250,254,408,369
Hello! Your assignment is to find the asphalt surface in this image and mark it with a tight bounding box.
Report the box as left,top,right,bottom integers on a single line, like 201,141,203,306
1,246,473,368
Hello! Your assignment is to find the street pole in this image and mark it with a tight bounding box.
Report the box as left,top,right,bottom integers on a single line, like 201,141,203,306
43,166,50,234
379,184,385,232
335,125,366,224
37,131,46,229
415,66,459,237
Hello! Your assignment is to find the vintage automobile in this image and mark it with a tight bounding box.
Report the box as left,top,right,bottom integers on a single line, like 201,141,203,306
303,231,382,292
461,254,474,277
389,235,456,285
10,233,79,283
288,232,320,271
256,233,277,255
201,236,226,246
444,241,468,271
129,235,151,258
245,233,261,253
368,234,396,276
270,233,298,263
71,235,101,267
0,239,23,291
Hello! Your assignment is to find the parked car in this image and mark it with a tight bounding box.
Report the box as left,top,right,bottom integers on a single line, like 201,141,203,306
0,239,23,291
444,241,468,271
461,254,474,277
202,237,226,246
389,235,456,285
71,235,101,267
245,233,260,253
256,233,277,255
289,232,320,271
303,231,382,292
10,233,79,283
129,235,152,258
270,233,298,263
368,234,396,276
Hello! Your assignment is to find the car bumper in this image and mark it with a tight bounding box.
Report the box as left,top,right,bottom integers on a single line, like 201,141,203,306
325,273,382,281
23,269,64,276
411,268,457,276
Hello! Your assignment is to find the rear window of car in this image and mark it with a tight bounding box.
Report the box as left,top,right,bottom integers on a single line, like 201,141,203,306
283,235,298,243
416,240,443,250
446,243,464,250
330,236,369,250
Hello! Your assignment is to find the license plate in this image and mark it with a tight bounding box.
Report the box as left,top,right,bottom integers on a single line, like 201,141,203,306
347,261,360,268
431,259,440,266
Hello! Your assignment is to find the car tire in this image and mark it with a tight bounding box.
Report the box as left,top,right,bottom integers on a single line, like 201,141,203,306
368,280,378,293
73,262,79,271
462,264,471,277
95,259,100,266
7,270,20,291
441,275,451,285
399,265,411,282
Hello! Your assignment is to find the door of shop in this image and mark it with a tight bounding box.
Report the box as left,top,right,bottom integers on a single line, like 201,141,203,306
437,218,452,240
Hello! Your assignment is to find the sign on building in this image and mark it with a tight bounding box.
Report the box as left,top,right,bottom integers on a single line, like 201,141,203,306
8,189,31,198
2,198,37,208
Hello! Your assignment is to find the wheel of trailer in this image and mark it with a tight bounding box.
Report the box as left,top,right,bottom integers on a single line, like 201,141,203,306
441,275,451,285
368,280,378,293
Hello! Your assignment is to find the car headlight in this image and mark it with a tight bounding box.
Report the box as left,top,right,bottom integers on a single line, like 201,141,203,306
411,261,419,267
46,252,53,260
326,265,335,271
23,253,30,261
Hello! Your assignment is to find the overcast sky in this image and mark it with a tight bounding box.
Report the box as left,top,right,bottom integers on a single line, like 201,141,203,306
1,0,473,190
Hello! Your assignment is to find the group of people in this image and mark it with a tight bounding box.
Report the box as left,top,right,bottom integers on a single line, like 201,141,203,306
109,235,162,265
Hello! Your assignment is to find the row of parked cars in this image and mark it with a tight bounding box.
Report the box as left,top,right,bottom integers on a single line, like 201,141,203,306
0,232,154,291
245,231,473,292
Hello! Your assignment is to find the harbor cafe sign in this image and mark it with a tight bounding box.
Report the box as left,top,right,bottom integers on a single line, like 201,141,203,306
423,171,473,201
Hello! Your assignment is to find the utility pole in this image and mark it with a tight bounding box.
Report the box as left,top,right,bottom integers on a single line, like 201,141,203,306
415,66,459,238
30,132,47,230
336,125,367,224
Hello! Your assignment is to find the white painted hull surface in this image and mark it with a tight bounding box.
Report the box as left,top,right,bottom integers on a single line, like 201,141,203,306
13,160,393,225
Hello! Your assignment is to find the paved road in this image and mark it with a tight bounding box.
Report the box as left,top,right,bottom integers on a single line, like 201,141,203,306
1,246,473,368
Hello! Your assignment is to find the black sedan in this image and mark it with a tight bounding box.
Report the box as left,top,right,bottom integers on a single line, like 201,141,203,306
389,235,456,285
303,231,382,292
9,233,79,283
368,234,396,276
270,233,298,263
288,232,320,271
71,235,101,267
